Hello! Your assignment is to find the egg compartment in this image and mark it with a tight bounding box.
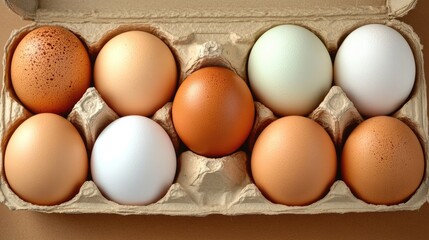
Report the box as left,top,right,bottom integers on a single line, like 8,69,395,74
1,0,428,215
1,24,94,116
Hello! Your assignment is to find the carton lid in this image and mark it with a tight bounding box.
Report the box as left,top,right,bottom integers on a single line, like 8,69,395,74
5,0,417,21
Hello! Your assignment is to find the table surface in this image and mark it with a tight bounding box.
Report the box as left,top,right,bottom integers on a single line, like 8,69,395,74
1,2,429,240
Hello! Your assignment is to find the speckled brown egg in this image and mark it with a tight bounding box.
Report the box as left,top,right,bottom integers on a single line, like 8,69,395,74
341,116,424,205
10,26,91,115
172,66,255,157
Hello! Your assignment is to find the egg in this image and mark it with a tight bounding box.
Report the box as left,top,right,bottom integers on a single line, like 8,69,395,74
334,24,415,117
4,113,88,206
247,24,333,116
341,116,424,205
172,66,255,158
94,31,177,116
251,116,337,206
91,116,176,205
11,26,91,115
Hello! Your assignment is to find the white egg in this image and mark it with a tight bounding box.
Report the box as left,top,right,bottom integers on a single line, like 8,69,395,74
248,24,333,116
334,24,415,117
91,116,176,205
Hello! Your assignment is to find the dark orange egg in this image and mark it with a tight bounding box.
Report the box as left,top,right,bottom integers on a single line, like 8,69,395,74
172,67,255,157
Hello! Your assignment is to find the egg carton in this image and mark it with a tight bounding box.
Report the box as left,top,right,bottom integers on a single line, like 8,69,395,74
0,0,428,215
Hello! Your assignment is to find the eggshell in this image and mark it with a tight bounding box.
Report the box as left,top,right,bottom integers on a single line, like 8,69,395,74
172,66,255,158
10,26,91,115
251,116,337,206
341,116,424,205
90,116,177,205
334,24,415,117
248,24,333,116
94,31,177,116
4,113,88,206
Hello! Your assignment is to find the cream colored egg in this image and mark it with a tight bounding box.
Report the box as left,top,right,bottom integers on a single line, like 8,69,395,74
94,31,177,116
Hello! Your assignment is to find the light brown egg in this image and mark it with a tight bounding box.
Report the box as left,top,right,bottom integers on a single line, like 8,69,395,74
172,66,255,157
10,26,91,115
251,116,337,206
341,116,424,205
94,31,177,116
4,113,88,206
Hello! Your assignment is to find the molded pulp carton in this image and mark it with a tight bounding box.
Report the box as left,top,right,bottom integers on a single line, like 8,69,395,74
0,0,427,215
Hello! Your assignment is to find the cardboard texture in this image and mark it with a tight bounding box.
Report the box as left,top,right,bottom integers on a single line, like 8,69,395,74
0,0,427,215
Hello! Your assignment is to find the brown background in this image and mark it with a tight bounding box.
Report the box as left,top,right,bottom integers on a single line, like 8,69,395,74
1,2,429,240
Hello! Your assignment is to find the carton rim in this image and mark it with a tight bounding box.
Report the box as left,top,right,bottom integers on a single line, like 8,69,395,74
4,0,418,21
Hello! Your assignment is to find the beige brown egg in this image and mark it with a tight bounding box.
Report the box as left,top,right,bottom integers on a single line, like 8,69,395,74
10,26,91,115
251,116,337,206
4,113,88,206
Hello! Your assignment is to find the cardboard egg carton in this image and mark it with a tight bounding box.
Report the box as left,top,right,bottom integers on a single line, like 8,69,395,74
0,0,428,215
